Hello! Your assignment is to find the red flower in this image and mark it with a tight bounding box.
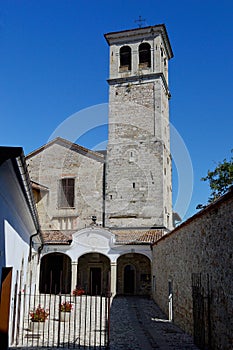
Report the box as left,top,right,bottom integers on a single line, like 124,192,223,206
30,304,49,322
73,287,85,296
59,301,73,312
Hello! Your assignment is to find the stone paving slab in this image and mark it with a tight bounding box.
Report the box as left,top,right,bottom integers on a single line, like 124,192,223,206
109,296,199,350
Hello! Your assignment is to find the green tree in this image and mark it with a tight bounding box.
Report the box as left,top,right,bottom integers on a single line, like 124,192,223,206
201,151,233,202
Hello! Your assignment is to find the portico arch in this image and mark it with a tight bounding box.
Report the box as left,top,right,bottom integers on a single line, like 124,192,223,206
39,253,71,294
77,253,110,295
117,253,151,296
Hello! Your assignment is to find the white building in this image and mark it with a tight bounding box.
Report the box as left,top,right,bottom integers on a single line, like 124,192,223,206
0,146,42,349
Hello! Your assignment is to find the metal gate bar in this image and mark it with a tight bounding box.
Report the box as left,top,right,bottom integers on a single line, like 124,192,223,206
192,273,211,350
12,286,110,349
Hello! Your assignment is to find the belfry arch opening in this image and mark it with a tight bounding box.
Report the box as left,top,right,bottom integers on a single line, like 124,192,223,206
119,45,131,71
117,253,151,296
77,253,110,295
39,253,71,294
139,42,151,68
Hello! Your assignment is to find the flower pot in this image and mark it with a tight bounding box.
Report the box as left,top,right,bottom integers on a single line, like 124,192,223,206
60,311,71,322
29,320,46,333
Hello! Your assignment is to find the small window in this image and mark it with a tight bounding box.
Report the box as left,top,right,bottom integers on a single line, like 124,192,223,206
139,43,151,68
120,46,131,71
59,178,75,208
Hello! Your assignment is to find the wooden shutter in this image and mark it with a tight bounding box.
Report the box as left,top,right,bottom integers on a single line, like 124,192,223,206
59,178,75,207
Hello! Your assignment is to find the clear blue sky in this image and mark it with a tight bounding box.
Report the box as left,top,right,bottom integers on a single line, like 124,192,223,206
0,0,232,220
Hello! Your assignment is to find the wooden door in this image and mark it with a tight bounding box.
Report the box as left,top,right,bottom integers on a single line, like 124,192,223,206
0,267,12,350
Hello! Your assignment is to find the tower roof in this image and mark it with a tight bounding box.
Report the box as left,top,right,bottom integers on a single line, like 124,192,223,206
104,24,173,59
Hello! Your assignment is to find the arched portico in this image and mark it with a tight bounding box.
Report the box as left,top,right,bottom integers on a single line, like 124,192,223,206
38,227,152,297
77,253,110,295
39,252,71,294
117,253,151,296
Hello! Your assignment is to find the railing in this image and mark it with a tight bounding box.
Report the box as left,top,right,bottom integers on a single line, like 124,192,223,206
12,287,110,349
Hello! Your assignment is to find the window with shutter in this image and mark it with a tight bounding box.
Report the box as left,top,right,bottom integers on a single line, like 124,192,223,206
59,178,75,208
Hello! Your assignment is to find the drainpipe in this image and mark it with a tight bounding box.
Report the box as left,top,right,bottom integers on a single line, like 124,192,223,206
29,230,44,262
13,150,43,262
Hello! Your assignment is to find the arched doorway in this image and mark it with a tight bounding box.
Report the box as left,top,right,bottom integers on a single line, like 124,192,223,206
77,253,110,295
124,264,135,294
117,253,151,296
39,253,71,294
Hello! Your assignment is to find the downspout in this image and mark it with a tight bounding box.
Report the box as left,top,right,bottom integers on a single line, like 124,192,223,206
29,230,44,262
14,151,44,261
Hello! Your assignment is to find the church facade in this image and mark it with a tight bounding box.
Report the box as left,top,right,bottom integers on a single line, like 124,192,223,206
27,24,173,297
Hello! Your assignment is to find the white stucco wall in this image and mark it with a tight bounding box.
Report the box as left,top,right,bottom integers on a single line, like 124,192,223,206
0,159,40,345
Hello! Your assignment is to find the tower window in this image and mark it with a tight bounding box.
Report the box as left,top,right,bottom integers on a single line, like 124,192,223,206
58,178,75,208
139,43,151,68
120,46,131,71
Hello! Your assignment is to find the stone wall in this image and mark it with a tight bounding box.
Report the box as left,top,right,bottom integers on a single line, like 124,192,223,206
105,79,172,229
105,26,173,230
27,139,105,231
152,189,233,350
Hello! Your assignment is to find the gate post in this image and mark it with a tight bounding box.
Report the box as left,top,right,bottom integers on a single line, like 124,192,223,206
57,294,62,348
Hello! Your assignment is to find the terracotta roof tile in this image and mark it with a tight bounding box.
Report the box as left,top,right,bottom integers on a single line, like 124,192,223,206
114,229,164,244
41,228,165,246
41,230,75,245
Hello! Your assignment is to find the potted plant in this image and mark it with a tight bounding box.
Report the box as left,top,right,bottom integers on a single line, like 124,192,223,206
30,304,49,322
59,301,73,321
72,286,85,296
29,304,49,331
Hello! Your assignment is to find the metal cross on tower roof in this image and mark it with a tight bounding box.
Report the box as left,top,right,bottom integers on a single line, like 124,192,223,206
135,15,146,28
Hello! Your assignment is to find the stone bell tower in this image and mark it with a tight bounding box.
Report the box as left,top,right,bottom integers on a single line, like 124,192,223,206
104,24,173,230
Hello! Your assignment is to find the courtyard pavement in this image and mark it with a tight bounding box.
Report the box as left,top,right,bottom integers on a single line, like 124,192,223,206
109,296,199,350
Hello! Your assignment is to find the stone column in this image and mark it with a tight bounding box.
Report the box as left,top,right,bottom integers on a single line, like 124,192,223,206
110,262,117,296
71,262,77,292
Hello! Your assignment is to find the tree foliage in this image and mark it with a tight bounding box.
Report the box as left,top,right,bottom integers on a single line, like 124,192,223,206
201,152,233,202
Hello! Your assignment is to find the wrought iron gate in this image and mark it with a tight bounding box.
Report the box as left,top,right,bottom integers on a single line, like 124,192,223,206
192,273,211,350
11,287,110,349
